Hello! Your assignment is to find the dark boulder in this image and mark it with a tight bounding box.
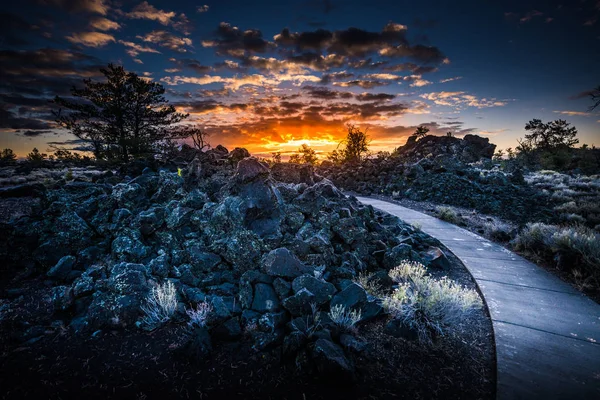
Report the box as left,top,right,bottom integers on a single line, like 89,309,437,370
292,275,337,305
311,339,353,374
262,248,313,278
47,255,76,280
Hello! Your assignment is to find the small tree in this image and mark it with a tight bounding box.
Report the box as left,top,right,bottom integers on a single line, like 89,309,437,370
0,148,17,164
26,148,46,163
493,149,504,162
53,63,188,162
289,144,318,164
179,125,211,151
413,125,429,140
342,125,369,163
506,147,515,160
446,131,453,137
522,119,578,150
271,152,282,163
328,124,370,164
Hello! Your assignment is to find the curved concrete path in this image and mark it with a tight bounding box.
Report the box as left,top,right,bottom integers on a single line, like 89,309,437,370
355,196,600,400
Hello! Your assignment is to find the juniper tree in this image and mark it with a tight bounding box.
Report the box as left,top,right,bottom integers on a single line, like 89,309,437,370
53,64,188,161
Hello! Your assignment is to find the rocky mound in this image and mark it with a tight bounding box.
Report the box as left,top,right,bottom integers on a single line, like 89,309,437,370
398,134,496,164
0,146,456,376
318,135,551,222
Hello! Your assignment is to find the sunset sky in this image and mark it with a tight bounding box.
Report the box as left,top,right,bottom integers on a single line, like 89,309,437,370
1,0,599,159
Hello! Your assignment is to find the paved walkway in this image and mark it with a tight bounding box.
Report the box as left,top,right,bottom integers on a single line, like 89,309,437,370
355,196,600,400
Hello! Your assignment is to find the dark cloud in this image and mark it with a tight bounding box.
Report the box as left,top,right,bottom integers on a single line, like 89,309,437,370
0,12,39,46
0,94,50,108
275,22,409,57
172,58,213,73
286,52,346,70
302,86,353,100
355,93,396,102
37,0,108,15
319,71,355,84
379,44,446,63
0,108,53,130
274,28,333,50
203,22,271,56
383,63,438,74
22,129,53,136
333,80,390,89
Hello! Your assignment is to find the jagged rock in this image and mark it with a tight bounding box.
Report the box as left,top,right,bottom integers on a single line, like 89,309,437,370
257,311,288,332
148,253,170,278
292,275,337,305
108,263,148,295
273,277,292,299
340,333,366,353
311,339,353,374
47,255,76,280
73,275,95,298
234,157,270,183
112,183,145,209
271,163,316,185
251,283,280,312
384,244,414,269
166,206,193,229
228,147,251,164
330,283,367,311
282,288,315,316
262,248,312,278
52,285,74,311
422,247,451,270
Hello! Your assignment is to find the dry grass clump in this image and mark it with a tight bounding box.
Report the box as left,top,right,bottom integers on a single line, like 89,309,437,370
141,280,178,329
383,261,482,344
328,304,362,332
186,301,212,328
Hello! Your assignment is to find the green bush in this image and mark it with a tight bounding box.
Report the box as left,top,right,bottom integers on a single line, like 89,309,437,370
436,206,460,224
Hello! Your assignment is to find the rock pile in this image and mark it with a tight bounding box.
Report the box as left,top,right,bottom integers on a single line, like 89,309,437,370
0,145,449,374
318,135,550,221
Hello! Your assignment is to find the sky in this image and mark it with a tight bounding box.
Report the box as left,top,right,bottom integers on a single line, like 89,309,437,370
1,0,599,159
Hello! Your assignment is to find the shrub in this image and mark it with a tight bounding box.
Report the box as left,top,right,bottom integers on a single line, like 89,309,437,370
482,220,513,241
328,304,362,332
383,261,482,343
512,223,600,286
353,272,383,297
388,260,427,283
436,206,460,224
512,222,558,252
140,280,177,328
186,301,212,328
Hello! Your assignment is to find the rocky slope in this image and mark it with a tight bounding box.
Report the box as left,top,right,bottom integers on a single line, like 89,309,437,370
318,134,552,222
0,145,466,378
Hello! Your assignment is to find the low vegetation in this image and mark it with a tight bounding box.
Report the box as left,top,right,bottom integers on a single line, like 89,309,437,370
383,261,482,343
328,304,362,333
513,223,600,289
140,280,178,329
